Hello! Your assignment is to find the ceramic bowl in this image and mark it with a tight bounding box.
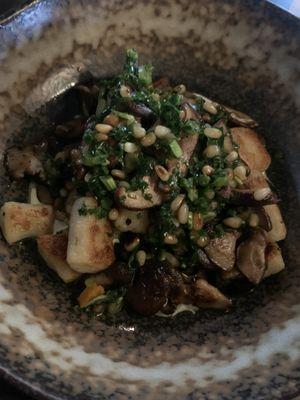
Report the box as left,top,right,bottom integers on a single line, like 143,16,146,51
0,1,299,399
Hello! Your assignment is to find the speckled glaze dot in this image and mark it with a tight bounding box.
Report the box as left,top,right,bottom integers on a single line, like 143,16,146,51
0,1,299,399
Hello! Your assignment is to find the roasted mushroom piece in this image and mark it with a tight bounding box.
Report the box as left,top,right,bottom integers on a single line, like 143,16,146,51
231,127,271,172
125,261,172,316
236,229,268,284
115,176,163,209
231,188,279,206
167,133,199,175
126,102,157,129
6,146,45,180
193,279,232,309
204,231,240,271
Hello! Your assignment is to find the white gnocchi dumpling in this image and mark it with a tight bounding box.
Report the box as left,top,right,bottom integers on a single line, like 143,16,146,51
0,201,54,244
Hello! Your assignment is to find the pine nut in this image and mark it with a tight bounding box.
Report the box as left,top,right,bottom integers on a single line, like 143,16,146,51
249,213,259,227
111,169,125,180
133,124,146,139
136,250,146,266
95,132,109,141
204,145,220,158
103,113,119,126
226,150,239,163
155,165,170,182
253,187,271,201
223,216,243,229
120,85,131,98
124,142,139,153
234,165,247,181
225,168,234,179
108,208,119,221
174,84,186,94
59,188,67,197
204,189,215,200
118,181,130,189
164,233,178,245
204,127,222,139
154,125,171,138
202,165,214,176
210,201,218,210
193,212,203,231
84,173,92,182
95,123,113,134
223,136,233,153
124,237,140,252
203,100,217,115
165,252,180,267
177,202,189,224
141,132,156,147
197,236,209,247
170,194,185,212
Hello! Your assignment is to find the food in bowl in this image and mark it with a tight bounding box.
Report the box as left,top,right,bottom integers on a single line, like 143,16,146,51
0,49,286,317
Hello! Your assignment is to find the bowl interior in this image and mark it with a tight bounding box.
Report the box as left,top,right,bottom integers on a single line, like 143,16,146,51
0,1,299,399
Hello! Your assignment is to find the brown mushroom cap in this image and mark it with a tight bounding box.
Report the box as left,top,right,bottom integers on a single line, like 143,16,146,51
204,231,241,271
237,229,268,285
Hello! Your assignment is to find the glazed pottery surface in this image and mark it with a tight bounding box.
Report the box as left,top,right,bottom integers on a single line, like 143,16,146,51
0,1,299,399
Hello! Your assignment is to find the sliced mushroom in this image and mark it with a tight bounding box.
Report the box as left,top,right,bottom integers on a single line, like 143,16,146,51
231,127,271,172
264,204,287,242
236,229,267,284
253,206,272,231
180,102,200,121
125,261,172,316
204,231,240,271
244,170,269,190
126,102,157,129
193,279,232,309
223,106,258,128
264,242,285,278
231,189,278,206
6,146,45,180
115,176,162,210
197,249,217,270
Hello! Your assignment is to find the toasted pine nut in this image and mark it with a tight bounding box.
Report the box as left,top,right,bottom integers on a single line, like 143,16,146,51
124,142,139,153
202,165,214,176
234,165,247,181
226,151,239,163
141,132,156,147
178,202,189,224
170,194,185,212
164,233,178,245
155,165,170,182
120,85,131,98
174,84,186,94
204,127,222,139
103,113,119,126
203,100,217,115
95,123,113,134
133,124,146,139
108,208,119,221
223,216,243,229
253,187,271,201
197,235,209,247
165,252,180,267
204,145,220,158
95,132,109,141
155,125,171,138
136,250,146,266
111,169,125,180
